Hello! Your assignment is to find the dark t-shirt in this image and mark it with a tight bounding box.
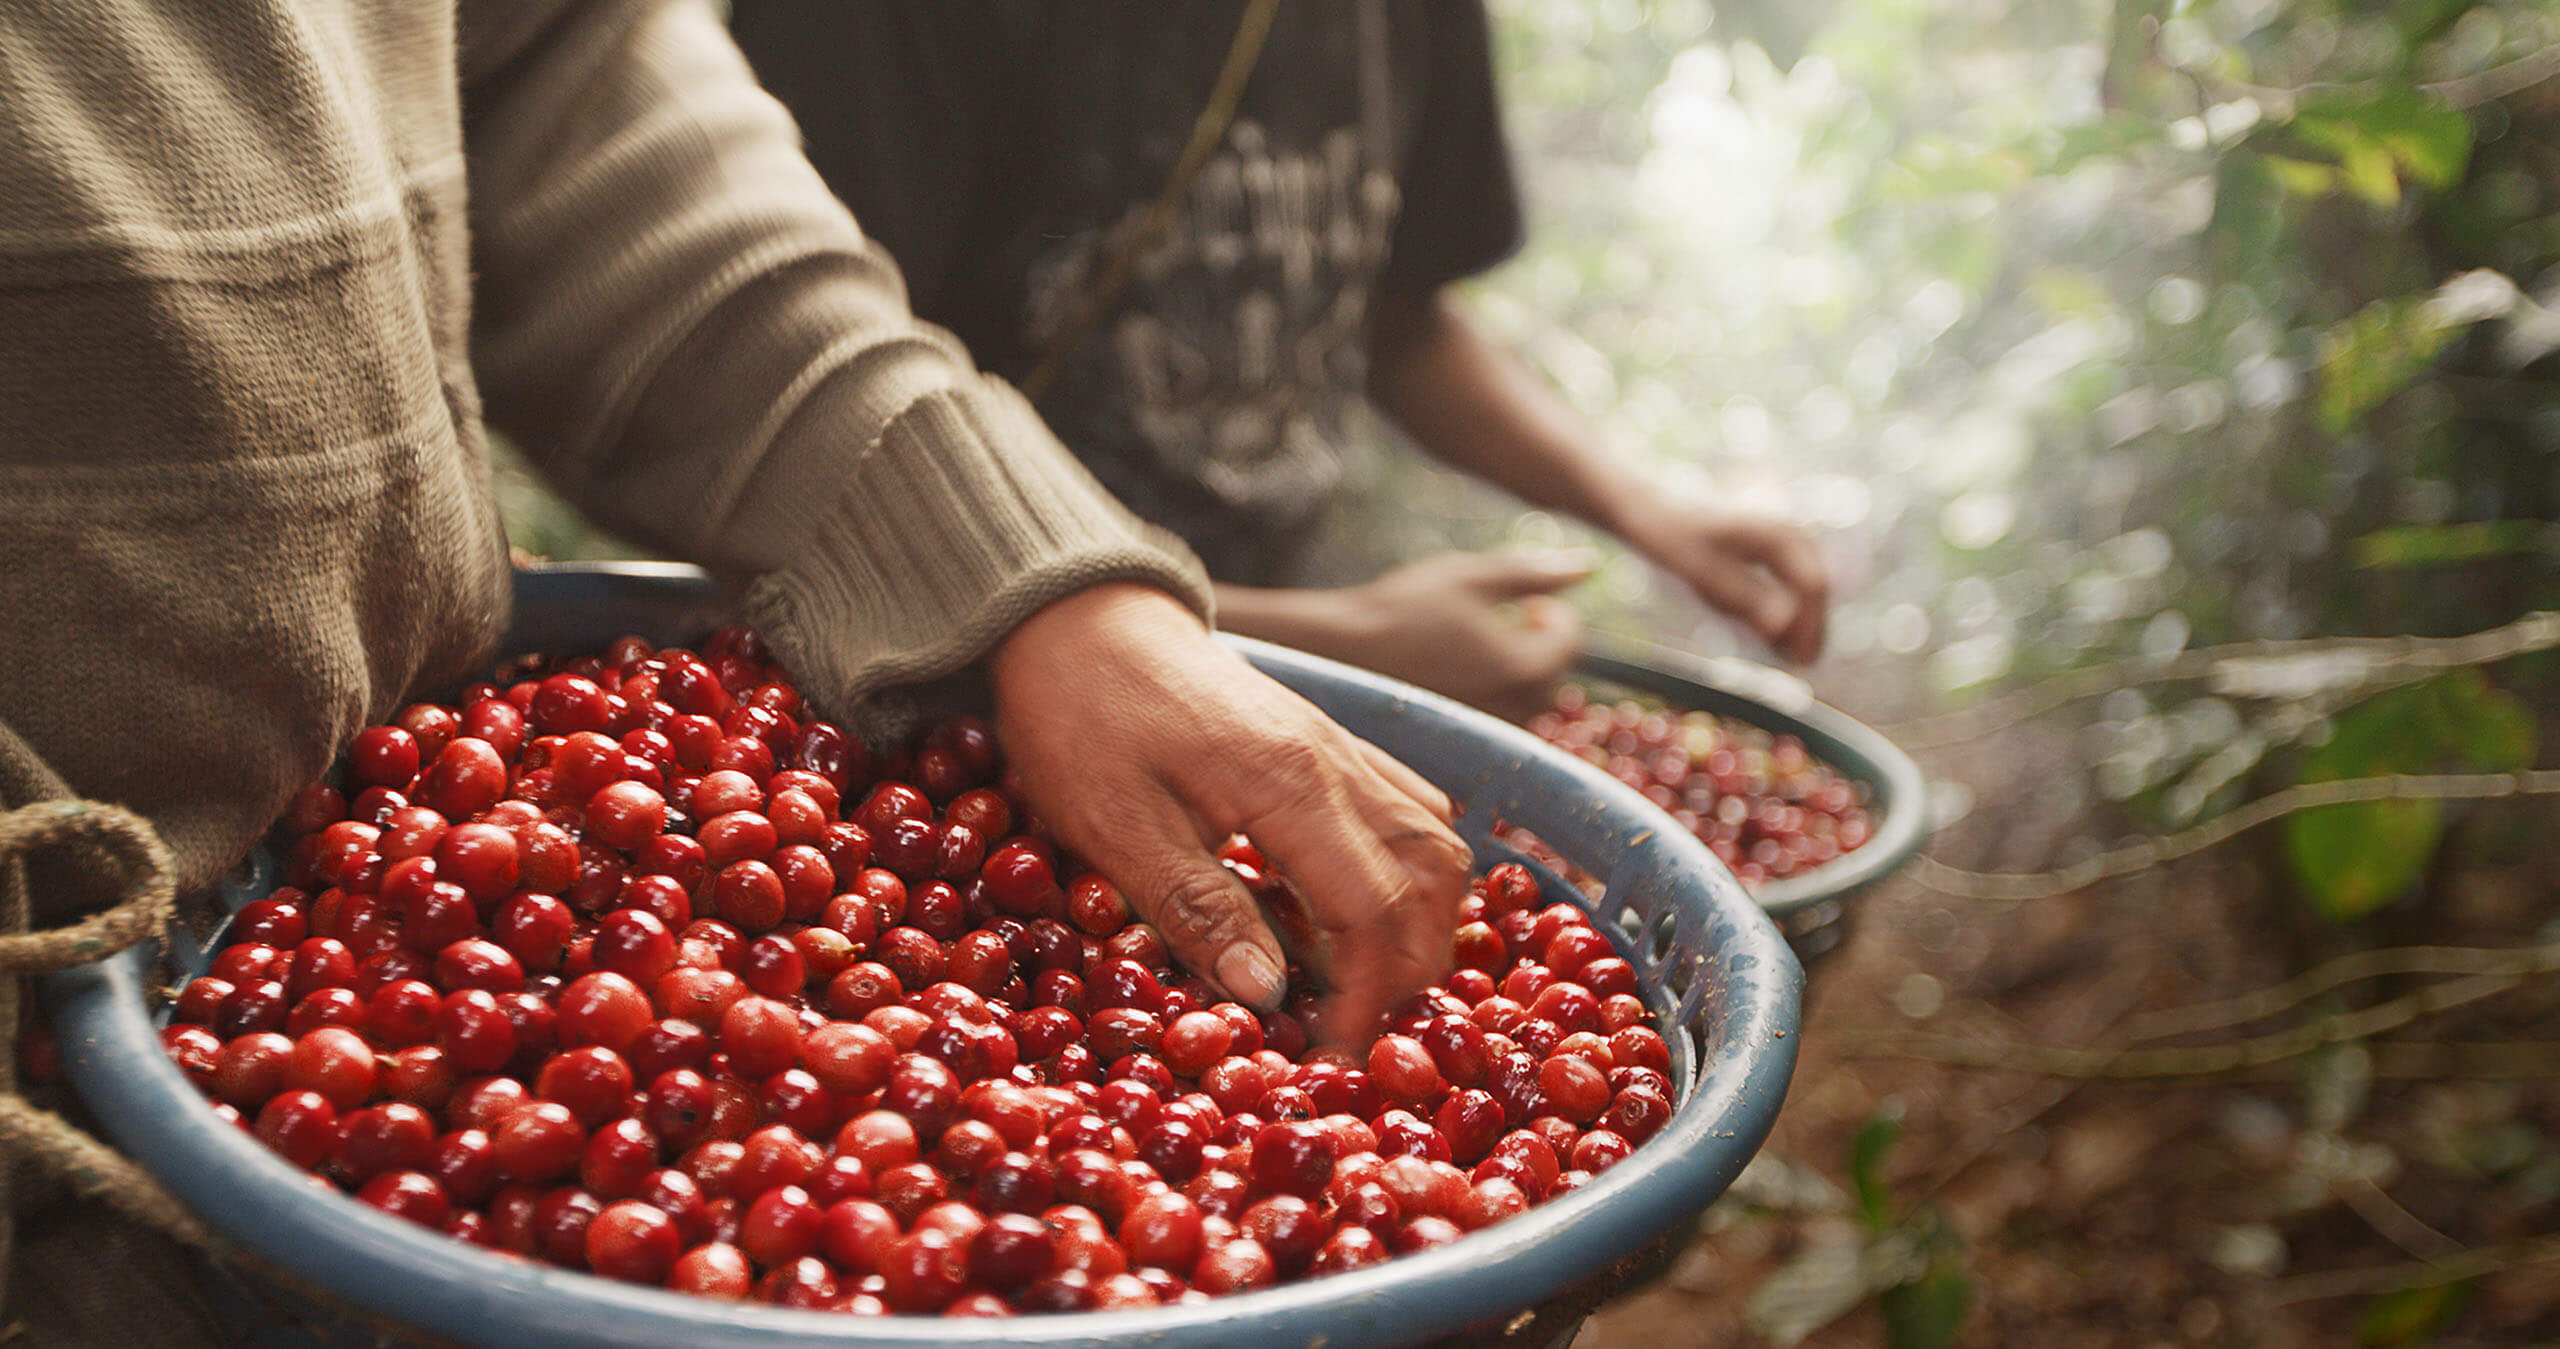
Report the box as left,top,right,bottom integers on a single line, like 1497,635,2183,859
732,0,1523,584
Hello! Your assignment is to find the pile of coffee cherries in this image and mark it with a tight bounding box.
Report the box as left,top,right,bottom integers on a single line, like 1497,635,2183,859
1522,685,1873,892
163,628,1676,1316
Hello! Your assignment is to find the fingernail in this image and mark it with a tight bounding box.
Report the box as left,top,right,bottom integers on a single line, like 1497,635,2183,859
1216,944,1286,1010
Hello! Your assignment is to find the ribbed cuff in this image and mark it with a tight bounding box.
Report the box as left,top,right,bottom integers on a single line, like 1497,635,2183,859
744,375,1212,745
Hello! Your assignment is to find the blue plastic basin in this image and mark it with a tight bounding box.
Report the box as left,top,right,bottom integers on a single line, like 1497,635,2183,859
48,563,1800,1349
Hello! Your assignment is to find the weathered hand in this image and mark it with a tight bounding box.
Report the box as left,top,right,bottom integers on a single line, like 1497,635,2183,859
1332,550,1590,723
1624,501,1830,663
987,584,1473,1044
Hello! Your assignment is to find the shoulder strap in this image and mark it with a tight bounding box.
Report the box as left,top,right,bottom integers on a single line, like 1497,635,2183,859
1018,0,1283,401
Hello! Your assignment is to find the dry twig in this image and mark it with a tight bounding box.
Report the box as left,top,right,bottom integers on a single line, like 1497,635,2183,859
1913,770,2560,902
2336,1176,2465,1263
1882,611,2560,749
2270,1233,2560,1305
1840,969,2538,1078
2119,942,2560,1041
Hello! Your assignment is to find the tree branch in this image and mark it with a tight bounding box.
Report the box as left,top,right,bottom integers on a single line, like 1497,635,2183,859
2270,1233,2560,1304
1883,610,2560,749
2426,43,2560,110
1840,969,2537,1078
2218,44,2560,116
2118,942,2560,1040
1914,770,2560,902
2335,1175,2463,1263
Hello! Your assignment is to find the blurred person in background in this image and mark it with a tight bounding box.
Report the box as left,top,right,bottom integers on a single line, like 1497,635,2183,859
0,2,1470,1335
732,0,1833,723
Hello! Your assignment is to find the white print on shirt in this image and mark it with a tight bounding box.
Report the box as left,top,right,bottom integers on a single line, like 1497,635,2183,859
1022,117,1403,517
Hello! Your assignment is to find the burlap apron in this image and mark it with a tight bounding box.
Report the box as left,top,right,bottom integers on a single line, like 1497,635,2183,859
0,794,223,1346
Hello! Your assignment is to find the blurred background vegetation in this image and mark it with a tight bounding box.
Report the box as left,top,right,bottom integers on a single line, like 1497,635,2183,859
1432,2,2560,1343
493,1,2560,1340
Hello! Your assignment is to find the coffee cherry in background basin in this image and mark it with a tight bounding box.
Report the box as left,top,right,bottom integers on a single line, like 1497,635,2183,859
1515,684,1875,893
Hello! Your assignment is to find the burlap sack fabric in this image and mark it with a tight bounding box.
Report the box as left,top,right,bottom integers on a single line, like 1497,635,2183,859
0,778,225,1346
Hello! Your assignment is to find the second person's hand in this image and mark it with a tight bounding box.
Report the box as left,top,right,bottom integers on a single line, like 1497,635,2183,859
1336,550,1591,723
1620,497,1830,664
1212,550,1591,724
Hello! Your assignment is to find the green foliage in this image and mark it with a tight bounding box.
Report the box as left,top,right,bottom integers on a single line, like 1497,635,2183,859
1462,0,2560,862
2282,672,2537,920
2352,521,2553,570
1749,1108,1975,1346
2048,114,2162,174
2316,296,2465,433
1878,136,2036,201
2287,89,2474,207
2356,1277,2475,1347
1849,1111,1901,1229
488,437,644,563
1451,3,2560,1338
1880,1264,1975,1349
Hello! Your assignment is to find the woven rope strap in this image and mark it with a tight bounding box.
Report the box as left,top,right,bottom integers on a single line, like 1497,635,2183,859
0,800,178,975
0,797,203,1247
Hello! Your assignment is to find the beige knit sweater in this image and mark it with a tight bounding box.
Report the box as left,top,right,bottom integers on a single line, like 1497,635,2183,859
0,0,1212,912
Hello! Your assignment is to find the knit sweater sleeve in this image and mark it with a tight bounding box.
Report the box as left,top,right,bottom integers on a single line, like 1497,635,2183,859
456,0,1211,732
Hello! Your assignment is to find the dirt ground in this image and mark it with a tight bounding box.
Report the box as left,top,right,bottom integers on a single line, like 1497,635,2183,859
1569,705,2560,1349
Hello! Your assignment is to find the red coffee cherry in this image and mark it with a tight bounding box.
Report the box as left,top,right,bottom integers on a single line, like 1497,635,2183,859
200,640,1700,1318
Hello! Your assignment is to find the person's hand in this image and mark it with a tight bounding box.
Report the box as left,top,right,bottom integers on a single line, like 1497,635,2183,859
987,583,1474,1044
1330,550,1590,723
1621,498,1829,663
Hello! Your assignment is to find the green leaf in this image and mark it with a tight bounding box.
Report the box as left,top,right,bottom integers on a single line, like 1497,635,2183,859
2285,794,2442,920
2025,268,2111,318
2261,154,2340,197
2337,139,2405,208
2356,1277,2474,1347
1850,1112,1902,1230
2046,114,2162,174
1878,136,2034,201
2290,90,2473,206
1919,222,2004,294
1881,1262,1976,1349
2351,521,2553,569
2430,669,2535,771
2283,672,2539,920
2307,89,2474,190
2315,297,2461,433
2209,156,2286,276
